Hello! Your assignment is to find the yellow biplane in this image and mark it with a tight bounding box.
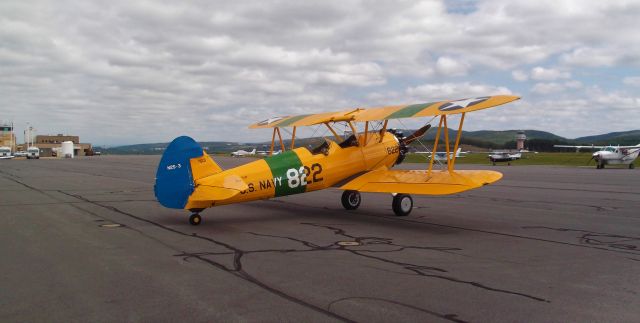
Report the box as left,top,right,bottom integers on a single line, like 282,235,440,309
155,95,519,225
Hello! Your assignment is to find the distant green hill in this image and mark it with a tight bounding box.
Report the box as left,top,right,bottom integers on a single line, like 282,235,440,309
464,130,564,144
574,130,640,146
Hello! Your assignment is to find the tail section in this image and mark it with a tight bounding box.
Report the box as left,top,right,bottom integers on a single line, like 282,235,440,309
154,136,222,209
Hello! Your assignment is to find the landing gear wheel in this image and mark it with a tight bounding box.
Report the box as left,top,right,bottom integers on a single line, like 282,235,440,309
392,194,413,217
507,162,511,166
630,164,635,169
189,213,202,225
341,190,361,210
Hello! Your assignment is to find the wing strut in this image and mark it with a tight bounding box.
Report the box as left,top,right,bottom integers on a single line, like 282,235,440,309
427,113,467,174
290,126,297,150
379,120,388,143
427,116,444,175
443,115,451,170
450,112,466,170
269,127,286,156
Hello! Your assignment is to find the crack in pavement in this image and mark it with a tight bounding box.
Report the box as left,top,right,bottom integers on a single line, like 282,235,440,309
57,191,357,323
256,198,640,257
327,296,469,323
247,222,549,303
0,172,355,322
522,226,640,253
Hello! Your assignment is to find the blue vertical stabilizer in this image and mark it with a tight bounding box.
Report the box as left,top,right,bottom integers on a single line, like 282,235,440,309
154,136,203,209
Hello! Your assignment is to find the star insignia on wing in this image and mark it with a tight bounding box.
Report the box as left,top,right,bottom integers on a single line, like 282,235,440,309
438,96,490,111
257,116,286,126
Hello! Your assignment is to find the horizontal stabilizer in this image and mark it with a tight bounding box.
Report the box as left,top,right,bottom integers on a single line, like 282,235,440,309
188,174,248,207
190,185,243,202
340,169,502,195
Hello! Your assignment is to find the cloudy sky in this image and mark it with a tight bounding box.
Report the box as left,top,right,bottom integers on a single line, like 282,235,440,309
1,0,639,145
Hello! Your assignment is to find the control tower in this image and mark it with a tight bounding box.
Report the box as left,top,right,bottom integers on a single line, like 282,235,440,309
516,130,526,151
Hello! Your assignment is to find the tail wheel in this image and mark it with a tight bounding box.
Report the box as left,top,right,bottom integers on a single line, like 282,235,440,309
189,213,202,225
392,194,413,217
341,190,361,210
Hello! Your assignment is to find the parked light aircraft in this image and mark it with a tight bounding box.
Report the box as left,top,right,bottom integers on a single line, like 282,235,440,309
488,151,522,165
0,146,14,159
230,148,256,157
155,95,520,225
257,149,281,156
554,144,640,169
415,147,467,163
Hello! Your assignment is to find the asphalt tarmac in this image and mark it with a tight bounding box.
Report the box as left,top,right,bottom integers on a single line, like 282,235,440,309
1,156,639,322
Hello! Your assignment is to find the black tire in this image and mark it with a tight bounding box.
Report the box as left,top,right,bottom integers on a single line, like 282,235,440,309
189,213,202,225
341,190,361,210
392,194,413,217
630,164,635,169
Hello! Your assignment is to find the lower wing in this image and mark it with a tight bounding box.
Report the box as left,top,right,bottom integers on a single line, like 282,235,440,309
340,169,502,195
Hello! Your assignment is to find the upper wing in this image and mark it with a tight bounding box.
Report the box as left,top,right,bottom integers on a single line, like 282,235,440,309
250,95,519,128
340,168,502,195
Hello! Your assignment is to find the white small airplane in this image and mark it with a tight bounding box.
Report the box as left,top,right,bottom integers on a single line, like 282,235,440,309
257,150,281,156
230,148,256,157
415,148,466,163
554,144,640,169
488,151,521,165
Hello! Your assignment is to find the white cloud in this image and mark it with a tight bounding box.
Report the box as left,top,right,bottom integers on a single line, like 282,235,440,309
1,0,640,144
531,80,582,94
435,57,470,76
531,82,565,95
530,67,571,81
623,76,640,87
512,70,528,81
406,82,512,101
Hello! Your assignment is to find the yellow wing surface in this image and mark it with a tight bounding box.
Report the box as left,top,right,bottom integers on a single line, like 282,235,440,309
250,95,519,129
340,169,503,195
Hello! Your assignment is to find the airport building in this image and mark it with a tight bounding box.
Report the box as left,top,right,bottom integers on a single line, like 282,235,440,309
1,123,16,151
35,134,93,157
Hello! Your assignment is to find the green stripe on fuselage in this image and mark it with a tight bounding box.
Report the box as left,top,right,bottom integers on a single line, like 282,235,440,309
276,114,312,127
263,151,305,197
386,102,437,119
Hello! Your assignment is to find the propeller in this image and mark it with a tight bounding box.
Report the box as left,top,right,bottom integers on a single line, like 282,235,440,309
388,123,432,165
403,124,431,145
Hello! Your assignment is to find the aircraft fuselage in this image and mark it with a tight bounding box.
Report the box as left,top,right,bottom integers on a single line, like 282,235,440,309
185,131,401,210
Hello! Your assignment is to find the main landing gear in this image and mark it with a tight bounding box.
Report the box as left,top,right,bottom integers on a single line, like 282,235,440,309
188,209,204,225
341,190,414,217
392,194,413,216
341,190,361,210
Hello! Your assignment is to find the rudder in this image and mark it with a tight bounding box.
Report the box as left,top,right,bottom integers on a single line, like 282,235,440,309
154,136,222,209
